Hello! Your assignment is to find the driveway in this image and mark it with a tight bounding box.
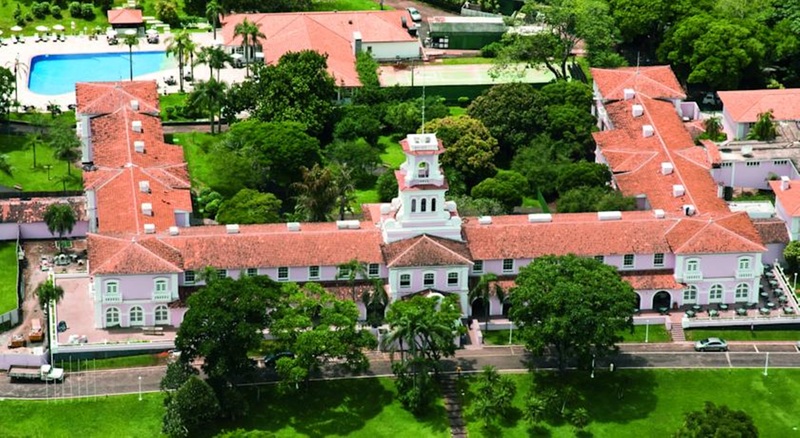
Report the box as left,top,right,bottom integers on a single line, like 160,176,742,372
383,0,459,43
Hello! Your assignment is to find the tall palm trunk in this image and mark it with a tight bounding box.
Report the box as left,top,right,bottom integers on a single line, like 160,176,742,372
178,47,185,92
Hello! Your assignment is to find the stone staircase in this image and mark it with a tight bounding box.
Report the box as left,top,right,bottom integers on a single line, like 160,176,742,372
670,323,686,342
439,377,468,438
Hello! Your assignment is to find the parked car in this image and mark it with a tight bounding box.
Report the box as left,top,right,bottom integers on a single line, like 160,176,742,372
406,7,422,22
263,351,295,368
694,337,728,352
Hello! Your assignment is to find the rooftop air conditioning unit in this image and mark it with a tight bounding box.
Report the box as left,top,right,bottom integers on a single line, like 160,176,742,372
661,162,674,175
741,146,753,157
286,222,301,232
168,226,179,236
631,104,644,117
528,213,552,223
683,205,696,216
623,88,635,100
131,120,142,133
139,180,150,193
380,204,391,215
673,184,685,197
226,224,240,234
144,224,156,234
336,220,361,229
134,141,145,153
781,175,791,191
597,211,622,221
478,216,493,225
653,209,666,219
141,203,153,216
642,125,654,138
130,100,139,111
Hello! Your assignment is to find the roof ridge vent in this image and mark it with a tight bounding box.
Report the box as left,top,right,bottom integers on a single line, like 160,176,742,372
131,120,142,133
528,213,552,223
226,224,240,234
286,222,301,232
672,184,685,197
781,175,791,191
597,211,622,221
143,223,156,234
631,104,644,117
139,180,150,193
642,125,654,138
623,88,635,100
130,100,139,111
661,162,674,175
653,209,666,219
683,205,696,216
478,216,492,225
141,202,153,216
168,226,179,236
134,140,145,153
336,220,361,229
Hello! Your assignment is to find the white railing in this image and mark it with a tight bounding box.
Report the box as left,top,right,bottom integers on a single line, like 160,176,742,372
102,295,121,304
684,272,703,281
153,292,172,302
736,270,755,279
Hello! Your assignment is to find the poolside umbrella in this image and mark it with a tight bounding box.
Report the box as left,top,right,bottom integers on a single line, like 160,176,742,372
10,26,22,32
106,29,117,38
146,29,158,36
52,24,65,31
124,29,137,36
35,25,49,33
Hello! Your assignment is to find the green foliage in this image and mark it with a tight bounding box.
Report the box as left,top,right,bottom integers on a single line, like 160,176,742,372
471,170,528,213
480,41,504,58
326,138,381,187
155,0,180,27
291,164,338,222
471,366,517,432
163,377,220,437
160,360,198,391
557,186,637,213
43,203,77,242
556,162,612,195
269,283,377,390
509,254,637,371
175,275,282,383
447,195,506,216
80,3,94,18
333,105,382,145
384,97,448,135
196,189,223,218
35,279,64,311
355,51,380,88
700,117,726,142
784,240,800,274
676,402,758,438
68,1,81,17
392,359,439,414
215,189,282,224
747,110,777,141
0,66,14,118
376,170,399,202
423,116,499,189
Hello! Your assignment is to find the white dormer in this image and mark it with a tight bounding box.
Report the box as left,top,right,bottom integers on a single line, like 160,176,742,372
169,226,179,236
141,203,153,216
781,175,791,191
139,180,150,193
683,205,696,216
653,209,666,219
134,140,145,153
226,224,239,234
661,162,674,175
144,224,156,234
623,88,635,100
642,125,654,138
130,100,139,111
131,120,142,132
632,104,644,117
673,185,685,197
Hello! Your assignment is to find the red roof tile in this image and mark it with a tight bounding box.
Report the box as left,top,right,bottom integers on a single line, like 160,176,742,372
592,66,686,101
700,139,722,165
220,11,419,87
76,81,160,116
0,197,86,223
620,271,683,290
718,89,800,123
752,219,790,245
770,179,800,216
382,234,472,267
665,212,765,254
88,234,183,275
107,9,143,25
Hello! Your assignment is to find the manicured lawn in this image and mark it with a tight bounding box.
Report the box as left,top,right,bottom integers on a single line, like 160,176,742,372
159,93,194,121
56,353,166,372
352,189,380,213
0,393,165,437
378,135,404,168
521,196,540,209
440,57,495,65
462,369,800,437
0,242,19,314
685,328,800,342
168,132,218,189
0,134,82,191
448,106,467,116
312,0,388,11
0,8,108,36
483,325,672,346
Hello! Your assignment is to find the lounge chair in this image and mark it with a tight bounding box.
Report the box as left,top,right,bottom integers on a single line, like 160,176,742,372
34,33,41,42
59,33,66,42
11,35,17,44
42,33,49,42
16,35,24,44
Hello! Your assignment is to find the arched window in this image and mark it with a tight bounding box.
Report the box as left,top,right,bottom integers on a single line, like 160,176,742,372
431,198,437,212
411,199,416,213
418,162,429,178
683,285,697,304
154,305,169,325
105,307,120,327
709,284,724,302
421,198,427,212
129,306,144,326
735,283,749,302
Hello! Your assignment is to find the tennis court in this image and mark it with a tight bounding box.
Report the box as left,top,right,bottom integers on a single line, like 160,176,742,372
378,63,555,86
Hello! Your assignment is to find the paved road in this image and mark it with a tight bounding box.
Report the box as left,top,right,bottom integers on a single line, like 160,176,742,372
3,343,800,399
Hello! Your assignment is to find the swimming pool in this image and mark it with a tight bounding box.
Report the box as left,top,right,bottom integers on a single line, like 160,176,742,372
28,51,177,95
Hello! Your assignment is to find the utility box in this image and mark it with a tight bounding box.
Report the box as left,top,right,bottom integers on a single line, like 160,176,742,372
427,16,507,50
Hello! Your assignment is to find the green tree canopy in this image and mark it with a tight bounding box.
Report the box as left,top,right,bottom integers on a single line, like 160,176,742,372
384,294,464,366
448,195,506,217
471,170,529,213
676,402,758,438
333,104,383,146
35,279,64,312
325,138,381,187
0,67,14,118
423,116,499,190
747,110,777,141
470,366,517,434
384,96,449,135
162,376,221,438
215,189,282,224
43,203,77,245
376,170,399,202
292,164,338,222
509,254,637,371
784,240,800,273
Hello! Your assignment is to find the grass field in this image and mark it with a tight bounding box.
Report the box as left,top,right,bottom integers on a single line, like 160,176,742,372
483,325,672,345
352,189,380,213
440,57,495,65
57,353,166,372
685,328,800,342
0,242,19,314
0,6,108,36
311,0,388,11
378,135,404,168
168,132,218,189
0,134,82,191
448,106,467,116
462,369,800,437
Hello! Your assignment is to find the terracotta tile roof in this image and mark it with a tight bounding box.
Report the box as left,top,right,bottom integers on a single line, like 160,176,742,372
382,234,472,267
88,234,183,275
0,197,86,223
107,9,143,25
160,222,384,269
752,219,790,245
717,89,800,123
220,11,419,87
90,111,183,169
76,81,160,116
700,139,722,165
592,66,686,101
770,179,800,216
620,270,683,290
665,212,765,254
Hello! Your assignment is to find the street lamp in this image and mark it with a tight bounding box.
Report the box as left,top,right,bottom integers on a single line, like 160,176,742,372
138,375,142,401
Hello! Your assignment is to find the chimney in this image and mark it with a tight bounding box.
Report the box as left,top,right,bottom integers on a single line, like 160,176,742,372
597,211,622,221
134,140,145,153
661,162,674,175
131,120,142,132
130,100,139,111
144,223,156,234
631,104,644,117
141,202,153,216
623,88,635,100
528,213,553,223
781,175,791,191
642,125,654,138
353,31,362,55
139,180,150,193
673,185,685,197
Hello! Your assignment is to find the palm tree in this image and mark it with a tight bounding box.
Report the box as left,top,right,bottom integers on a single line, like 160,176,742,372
44,203,77,251
234,18,265,77
122,33,139,81
469,273,500,333
36,279,64,314
0,154,12,177
189,78,227,134
362,278,389,326
747,110,777,141
184,37,198,81
337,259,369,302
195,46,233,82
6,54,28,107
53,137,81,175
334,165,356,221
166,30,193,92
25,133,45,168
205,0,225,40
292,164,338,222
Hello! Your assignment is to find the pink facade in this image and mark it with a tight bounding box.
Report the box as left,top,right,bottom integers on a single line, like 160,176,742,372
713,161,798,190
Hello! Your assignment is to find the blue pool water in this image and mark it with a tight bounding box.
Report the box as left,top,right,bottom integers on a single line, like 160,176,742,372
29,51,176,95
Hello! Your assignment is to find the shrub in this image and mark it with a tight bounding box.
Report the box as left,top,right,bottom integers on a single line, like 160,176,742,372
68,2,81,17
32,2,50,18
13,4,24,25
24,12,33,22
80,3,94,18
480,41,503,58
50,4,61,16
164,106,176,120
457,96,470,107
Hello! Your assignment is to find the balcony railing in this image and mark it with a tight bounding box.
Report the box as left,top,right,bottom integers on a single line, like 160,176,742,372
153,291,172,302
683,272,703,281
736,269,755,279
103,294,122,304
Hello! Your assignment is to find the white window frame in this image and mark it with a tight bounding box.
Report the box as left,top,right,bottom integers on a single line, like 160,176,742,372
129,306,144,326
735,283,749,302
246,268,258,277
709,284,723,303
368,263,380,277
623,254,635,269
399,273,411,289
308,266,320,280
594,255,605,264
683,285,698,304
737,257,751,271
423,272,435,287
184,270,195,284
686,259,699,272
473,260,483,274
653,253,664,267
154,305,169,325
217,269,227,279
105,280,119,296
105,307,120,327
447,271,459,287
155,279,168,293
502,259,514,273
277,267,289,281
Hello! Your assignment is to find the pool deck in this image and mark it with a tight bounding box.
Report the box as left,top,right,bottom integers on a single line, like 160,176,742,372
1,32,249,110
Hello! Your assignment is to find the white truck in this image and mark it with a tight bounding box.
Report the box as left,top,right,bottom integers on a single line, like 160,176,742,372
8,364,65,382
